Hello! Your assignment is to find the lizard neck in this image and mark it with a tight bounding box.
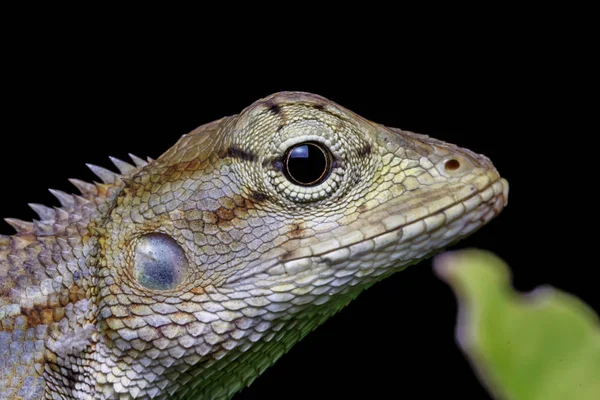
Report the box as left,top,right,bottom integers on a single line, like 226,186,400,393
0,171,129,398
165,288,366,400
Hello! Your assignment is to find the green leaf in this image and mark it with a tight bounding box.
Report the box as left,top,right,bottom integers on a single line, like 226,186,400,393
434,250,600,400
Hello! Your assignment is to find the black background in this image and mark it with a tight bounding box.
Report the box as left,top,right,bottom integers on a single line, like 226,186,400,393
1,16,595,400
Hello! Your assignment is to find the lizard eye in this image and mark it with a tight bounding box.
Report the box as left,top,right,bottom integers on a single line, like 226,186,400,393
283,142,332,186
133,233,189,290
246,118,370,205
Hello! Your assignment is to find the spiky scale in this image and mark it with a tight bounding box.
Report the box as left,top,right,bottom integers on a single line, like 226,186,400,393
4,218,34,233
69,178,98,196
129,154,148,168
32,220,54,236
48,189,75,209
109,157,136,175
72,195,91,207
86,164,118,184
55,208,71,222
29,204,57,222
9,235,35,250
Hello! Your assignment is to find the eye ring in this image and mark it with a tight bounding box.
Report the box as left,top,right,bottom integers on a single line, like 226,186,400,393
283,142,332,187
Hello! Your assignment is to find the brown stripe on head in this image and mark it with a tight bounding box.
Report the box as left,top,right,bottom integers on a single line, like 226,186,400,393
260,99,287,132
288,222,306,239
15,283,85,329
248,190,270,203
202,192,272,229
255,92,335,126
220,145,257,162
357,143,372,158
265,101,282,116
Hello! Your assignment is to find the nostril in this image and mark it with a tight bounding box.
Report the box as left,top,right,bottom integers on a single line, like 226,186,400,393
436,155,476,177
444,159,461,171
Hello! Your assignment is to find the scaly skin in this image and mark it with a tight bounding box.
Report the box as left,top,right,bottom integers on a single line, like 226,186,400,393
0,92,508,399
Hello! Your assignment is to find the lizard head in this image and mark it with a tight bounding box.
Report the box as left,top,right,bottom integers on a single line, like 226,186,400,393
1,92,507,399
90,92,508,397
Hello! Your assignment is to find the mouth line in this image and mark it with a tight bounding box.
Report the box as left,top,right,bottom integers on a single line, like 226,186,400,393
226,178,508,284
306,178,506,259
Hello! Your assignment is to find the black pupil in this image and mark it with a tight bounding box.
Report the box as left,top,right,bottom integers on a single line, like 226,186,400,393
285,142,329,186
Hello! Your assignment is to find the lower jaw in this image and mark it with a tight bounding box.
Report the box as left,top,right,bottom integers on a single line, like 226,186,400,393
318,178,508,271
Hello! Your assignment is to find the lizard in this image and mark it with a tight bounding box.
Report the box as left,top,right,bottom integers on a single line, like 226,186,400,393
0,91,509,399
